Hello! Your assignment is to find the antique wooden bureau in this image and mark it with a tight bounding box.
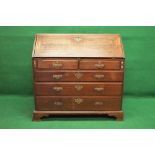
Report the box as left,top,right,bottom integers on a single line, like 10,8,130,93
32,34,125,121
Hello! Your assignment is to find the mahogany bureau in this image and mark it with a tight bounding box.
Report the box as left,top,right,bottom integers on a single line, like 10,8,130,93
32,34,125,121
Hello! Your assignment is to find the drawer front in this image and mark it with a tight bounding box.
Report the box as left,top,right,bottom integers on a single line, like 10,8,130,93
35,96,122,111
36,59,78,70
79,59,121,70
35,82,122,96
73,96,122,111
34,71,123,82
35,97,73,111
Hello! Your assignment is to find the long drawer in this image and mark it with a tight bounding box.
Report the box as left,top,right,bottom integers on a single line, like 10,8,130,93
35,96,122,111
35,82,122,96
34,70,123,82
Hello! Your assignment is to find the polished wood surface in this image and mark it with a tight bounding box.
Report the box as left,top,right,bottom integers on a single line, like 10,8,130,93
34,70,124,82
36,59,78,70
35,96,121,111
32,34,125,58
32,33,125,121
79,59,121,70
35,82,122,96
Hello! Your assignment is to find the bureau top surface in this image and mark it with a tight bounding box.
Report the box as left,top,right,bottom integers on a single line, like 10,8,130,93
32,34,125,58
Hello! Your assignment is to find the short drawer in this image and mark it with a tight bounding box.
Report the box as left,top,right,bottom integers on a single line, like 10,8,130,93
35,96,73,111
34,71,124,82
79,59,121,70
35,82,122,96
73,96,122,111
35,96,122,111
35,59,78,70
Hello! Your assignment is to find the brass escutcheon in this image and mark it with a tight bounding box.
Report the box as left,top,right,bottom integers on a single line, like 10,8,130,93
74,98,83,104
74,36,82,42
33,60,37,68
74,72,83,79
74,85,83,91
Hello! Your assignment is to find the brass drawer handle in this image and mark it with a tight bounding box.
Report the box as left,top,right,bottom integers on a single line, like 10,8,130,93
53,101,63,106
95,63,105,69
53,86,63,92
95,101,103,105
94,74,104,79
52,74,63,80
94,87,104,92
74,85,83,91
74,98,83,104
52,61,63,69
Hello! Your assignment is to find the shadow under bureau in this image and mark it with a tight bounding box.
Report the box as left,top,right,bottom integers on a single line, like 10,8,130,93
32,34,125,121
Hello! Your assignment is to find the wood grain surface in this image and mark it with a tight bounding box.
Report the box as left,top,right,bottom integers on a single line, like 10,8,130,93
32,34,125,58
32,33,125,121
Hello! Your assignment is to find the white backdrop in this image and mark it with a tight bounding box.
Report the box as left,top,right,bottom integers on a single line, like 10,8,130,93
0,0,155,154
